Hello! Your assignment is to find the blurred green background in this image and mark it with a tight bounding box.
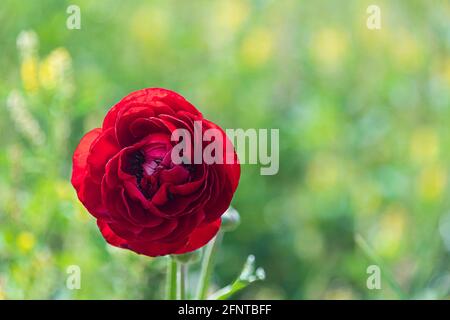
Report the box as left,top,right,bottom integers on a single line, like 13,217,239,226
1,0,450,299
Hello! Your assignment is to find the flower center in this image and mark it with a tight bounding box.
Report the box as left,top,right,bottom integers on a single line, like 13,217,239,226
128,149,169,199
126,144,193,202
129,150,146,183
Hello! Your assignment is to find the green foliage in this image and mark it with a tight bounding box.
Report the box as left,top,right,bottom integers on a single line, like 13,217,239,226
0,0,449,299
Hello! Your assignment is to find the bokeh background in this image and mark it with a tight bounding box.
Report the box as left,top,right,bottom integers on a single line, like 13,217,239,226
1,0,450,299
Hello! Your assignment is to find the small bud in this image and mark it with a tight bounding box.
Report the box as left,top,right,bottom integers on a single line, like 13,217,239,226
171,249,201,264
221,206,240,232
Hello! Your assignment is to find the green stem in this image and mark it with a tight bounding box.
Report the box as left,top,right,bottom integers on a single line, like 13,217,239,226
166,257,177,300
178,263,188,300
196,232,223,300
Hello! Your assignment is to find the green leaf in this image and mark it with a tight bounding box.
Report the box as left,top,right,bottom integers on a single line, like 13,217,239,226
208,255,265,300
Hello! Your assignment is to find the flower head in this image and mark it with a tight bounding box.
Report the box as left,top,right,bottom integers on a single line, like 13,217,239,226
71,88,240,256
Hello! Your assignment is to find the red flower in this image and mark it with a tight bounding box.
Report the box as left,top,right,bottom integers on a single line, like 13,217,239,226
71,88,240,256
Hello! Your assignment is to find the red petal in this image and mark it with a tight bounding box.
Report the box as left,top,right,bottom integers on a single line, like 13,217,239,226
127,238,188,257
86,128,120,184
102,88,202,130
116,106,154,146
97,219,129,249
175,219,221,254
71,128,102,193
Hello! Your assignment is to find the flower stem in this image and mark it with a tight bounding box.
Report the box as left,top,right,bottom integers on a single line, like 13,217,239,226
196,232,223,300
178,263,188,300
166,257,177,300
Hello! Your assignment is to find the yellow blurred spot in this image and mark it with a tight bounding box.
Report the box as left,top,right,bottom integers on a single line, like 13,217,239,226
311,28,348,69
16,232,36,252
39,48,72,91
390,31,423,71
441,58,450,87
0,277,5,299
129,6,169,49
374,204,407,257
306,153,339,190
217,0,249,34
21,56,39,93
324,287,354,299
240,27,274,67
418,164,447,201
410,127,439,164
55,179,73,200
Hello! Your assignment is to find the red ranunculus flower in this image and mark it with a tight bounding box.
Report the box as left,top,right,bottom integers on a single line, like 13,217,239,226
71,88,240,256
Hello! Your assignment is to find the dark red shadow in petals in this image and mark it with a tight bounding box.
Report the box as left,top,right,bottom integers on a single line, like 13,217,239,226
124,193,164,227
151,183,171,206
159,166,190,185
130,117,173,140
